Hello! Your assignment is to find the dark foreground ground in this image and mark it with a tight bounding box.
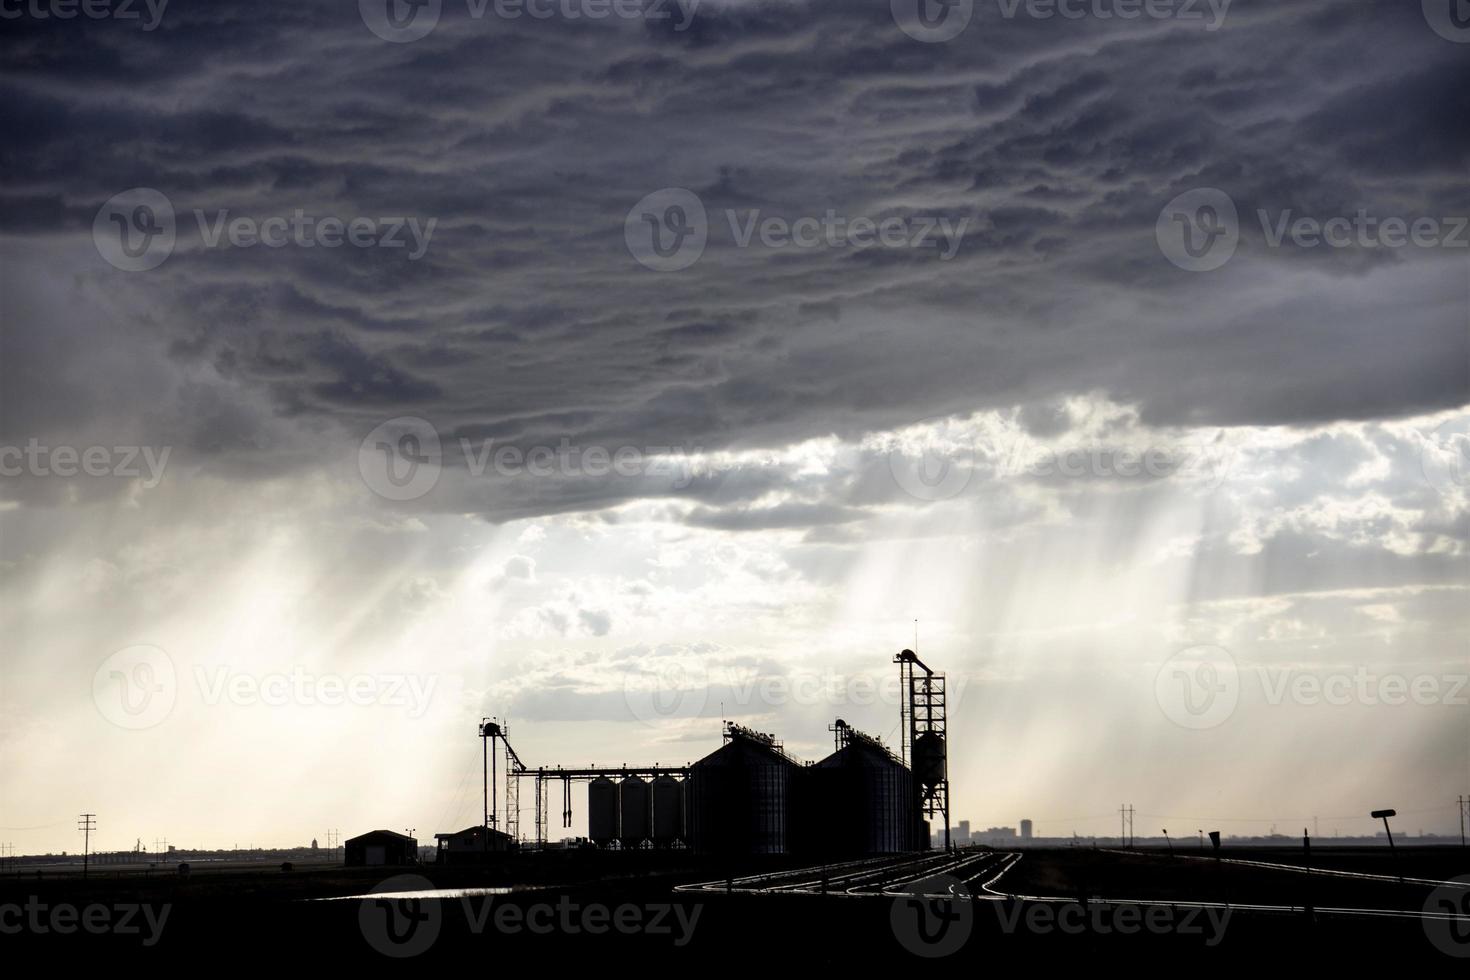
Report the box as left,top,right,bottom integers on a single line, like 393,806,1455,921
2,846,1465,966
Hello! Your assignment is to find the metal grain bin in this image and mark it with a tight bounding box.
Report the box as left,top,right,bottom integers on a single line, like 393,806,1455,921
689,726,796,855
588,776,619,845
806,736,916,856
652,774,685,843
619,776,650,847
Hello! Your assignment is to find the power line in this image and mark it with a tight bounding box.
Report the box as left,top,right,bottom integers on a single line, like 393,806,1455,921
0,818,73,831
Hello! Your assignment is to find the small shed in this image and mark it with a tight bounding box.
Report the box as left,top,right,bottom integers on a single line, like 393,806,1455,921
434,826,518,865
344,829,418,867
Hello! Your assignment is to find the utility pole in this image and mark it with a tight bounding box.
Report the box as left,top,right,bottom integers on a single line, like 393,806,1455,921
1303,826,1313,915
1458,795,1467,848
480,719,493,841
1371,808,1402,883
78,814,96,878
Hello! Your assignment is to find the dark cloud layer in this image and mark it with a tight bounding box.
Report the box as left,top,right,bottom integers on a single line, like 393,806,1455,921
1,0,1466,521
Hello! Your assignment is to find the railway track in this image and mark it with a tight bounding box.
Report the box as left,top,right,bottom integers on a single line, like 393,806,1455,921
678,848,1470,928
675,848,1019,897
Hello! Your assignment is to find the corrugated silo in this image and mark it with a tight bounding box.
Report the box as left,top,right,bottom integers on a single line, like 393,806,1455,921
652,774,685,843
619,776,650,847
813,733,915,855
588,776,619,845
688,725,797,855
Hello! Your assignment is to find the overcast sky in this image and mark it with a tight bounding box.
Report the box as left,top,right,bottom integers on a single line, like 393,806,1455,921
1,0,1466,852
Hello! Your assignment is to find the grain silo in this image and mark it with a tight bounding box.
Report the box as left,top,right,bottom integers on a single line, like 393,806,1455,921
588,776,619,846
688,724,797,855
802,721,916,856
619,776,650,847
651,774,685,845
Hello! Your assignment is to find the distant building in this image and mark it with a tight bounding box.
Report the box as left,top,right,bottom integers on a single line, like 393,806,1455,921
1020,819,1033,840
981,826,1017,841
956,820,971,844
344,830,417,867
433,826,518,865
